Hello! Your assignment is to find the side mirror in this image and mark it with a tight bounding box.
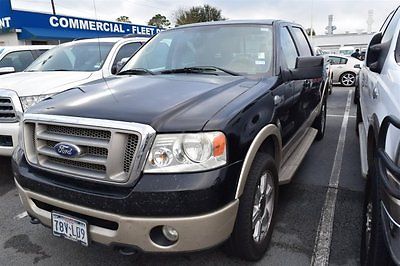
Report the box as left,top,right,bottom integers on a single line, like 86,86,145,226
366,32,387,74
112,57,130,75
354,64,361,69
0,67,15,74
282,56,324,81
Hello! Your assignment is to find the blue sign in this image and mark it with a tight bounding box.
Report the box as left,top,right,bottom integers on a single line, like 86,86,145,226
0,0,159,40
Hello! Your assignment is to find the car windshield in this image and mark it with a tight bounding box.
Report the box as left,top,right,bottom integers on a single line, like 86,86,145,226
26,42,114,72
122,24,274,75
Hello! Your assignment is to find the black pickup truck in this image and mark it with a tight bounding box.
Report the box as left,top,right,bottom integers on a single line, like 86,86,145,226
12,20,327,261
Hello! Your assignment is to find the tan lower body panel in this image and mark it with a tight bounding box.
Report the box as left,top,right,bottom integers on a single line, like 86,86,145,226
16,180,239,252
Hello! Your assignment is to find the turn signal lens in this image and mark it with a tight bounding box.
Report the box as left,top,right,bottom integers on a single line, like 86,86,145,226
213,133,226,157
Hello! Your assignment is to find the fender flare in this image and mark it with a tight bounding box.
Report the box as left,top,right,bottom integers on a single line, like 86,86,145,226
234,124,282,199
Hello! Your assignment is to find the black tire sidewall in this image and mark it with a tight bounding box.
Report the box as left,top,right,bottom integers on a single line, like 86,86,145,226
361,157,390,265
229,153,279,261
314,100,327,140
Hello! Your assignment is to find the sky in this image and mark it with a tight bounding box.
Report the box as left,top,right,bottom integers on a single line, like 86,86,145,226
10,0,400,35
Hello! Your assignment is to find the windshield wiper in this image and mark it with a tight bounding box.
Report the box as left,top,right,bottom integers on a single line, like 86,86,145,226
160,66,240,76
118,68,155,76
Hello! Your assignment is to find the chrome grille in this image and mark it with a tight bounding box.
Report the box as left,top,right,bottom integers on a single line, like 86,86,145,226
0,97,17,122
124,135,139,173
46,125,111,140
23,119,146,185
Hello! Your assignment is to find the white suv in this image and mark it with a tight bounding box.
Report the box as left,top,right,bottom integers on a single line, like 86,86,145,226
0,45,52,74
358,5,400,265
0,36,148,156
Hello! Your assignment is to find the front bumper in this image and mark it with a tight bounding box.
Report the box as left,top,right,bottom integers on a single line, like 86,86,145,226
16,180,239,252
0,121,19,156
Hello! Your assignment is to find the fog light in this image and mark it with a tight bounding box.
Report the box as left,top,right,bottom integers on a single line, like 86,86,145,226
162,225,179,242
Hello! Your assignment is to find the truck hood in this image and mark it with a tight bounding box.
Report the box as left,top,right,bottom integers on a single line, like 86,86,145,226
0,71,94,97
29,74,263,132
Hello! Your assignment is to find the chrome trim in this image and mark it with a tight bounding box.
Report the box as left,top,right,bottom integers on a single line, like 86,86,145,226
0,89,23,123
23,113,156,187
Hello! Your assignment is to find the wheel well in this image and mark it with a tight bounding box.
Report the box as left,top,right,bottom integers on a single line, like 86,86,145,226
258,136,279,166
340,71,356,79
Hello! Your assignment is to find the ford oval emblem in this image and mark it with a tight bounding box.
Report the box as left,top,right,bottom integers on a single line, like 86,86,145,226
54,142,81,158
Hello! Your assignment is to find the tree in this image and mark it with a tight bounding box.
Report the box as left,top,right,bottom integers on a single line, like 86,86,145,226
306,28,316,36
148,14,171,28
116,16,131,23
174,4,224,26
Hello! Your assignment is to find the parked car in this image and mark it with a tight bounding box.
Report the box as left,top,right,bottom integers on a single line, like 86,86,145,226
339,46,355,56
13,20,327,261
0,45,52,74
327,54,361,87
0,36,147,156
357,5,400,265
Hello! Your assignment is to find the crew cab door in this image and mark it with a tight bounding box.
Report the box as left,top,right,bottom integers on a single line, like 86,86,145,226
289,26,321,121
274,26,299,145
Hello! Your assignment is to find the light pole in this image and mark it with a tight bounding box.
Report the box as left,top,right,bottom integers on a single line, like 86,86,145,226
310,0,314,43
51,0,56,15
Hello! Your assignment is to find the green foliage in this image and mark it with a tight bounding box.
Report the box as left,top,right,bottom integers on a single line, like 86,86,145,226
174,4,224,26
116,16,131,23
148,14,171,28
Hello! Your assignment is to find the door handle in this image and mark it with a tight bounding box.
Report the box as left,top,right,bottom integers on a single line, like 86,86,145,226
372,87,379,99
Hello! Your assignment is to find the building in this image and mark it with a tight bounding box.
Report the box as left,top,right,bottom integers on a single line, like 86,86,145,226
311,32,374,54
0,0,159,46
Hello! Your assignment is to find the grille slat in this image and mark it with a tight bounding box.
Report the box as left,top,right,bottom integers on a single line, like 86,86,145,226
0,97,16,122
25,122,141,184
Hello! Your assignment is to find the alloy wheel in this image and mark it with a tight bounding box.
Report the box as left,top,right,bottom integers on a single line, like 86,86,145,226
252,171,275,243
341,73,355,86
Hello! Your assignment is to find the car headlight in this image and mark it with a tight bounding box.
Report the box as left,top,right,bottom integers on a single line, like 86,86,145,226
19,94,53,111
144,132,227,173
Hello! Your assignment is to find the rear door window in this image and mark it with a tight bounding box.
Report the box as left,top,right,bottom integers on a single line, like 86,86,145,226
291,27,312,56
0,50,35,71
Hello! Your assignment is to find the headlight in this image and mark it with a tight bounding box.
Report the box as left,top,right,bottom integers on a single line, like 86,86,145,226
144,132,227,173
19,94,53,111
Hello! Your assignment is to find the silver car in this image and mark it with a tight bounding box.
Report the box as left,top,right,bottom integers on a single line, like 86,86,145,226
328,55,362,87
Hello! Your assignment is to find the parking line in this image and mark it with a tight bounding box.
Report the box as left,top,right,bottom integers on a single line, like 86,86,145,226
311,89,353,265
327,114,356,118
14,211,28,220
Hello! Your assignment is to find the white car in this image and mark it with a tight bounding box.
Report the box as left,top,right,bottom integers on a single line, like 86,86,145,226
358,5,400,264
0,45,52,74
0,36,148,156
327,54,362,87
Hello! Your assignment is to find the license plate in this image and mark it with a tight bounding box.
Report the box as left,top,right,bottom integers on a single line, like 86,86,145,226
51,212,89,246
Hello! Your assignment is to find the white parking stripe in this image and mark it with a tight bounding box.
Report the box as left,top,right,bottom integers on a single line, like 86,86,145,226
311,90,353,265
327,114,356,118
14,211,28,220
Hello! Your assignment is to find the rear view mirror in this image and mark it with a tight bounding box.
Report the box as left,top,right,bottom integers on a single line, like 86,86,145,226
0,67,15,75
283,56,324,81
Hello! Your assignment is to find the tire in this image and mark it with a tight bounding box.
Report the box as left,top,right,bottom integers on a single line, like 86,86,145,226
313,99,327,141
340,72,356,87
226,152,278,261
354,85,360,104
360,156,391,265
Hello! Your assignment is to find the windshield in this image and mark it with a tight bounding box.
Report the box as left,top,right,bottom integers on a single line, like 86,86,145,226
122,25,274,75
26,42,114,72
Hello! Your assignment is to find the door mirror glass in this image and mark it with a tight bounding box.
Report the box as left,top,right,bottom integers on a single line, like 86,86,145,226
0,66,15,74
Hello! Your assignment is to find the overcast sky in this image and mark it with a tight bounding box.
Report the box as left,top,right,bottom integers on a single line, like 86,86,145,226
11,0,399,35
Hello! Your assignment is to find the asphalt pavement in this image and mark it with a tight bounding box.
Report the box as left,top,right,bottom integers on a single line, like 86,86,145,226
0,86,364,265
